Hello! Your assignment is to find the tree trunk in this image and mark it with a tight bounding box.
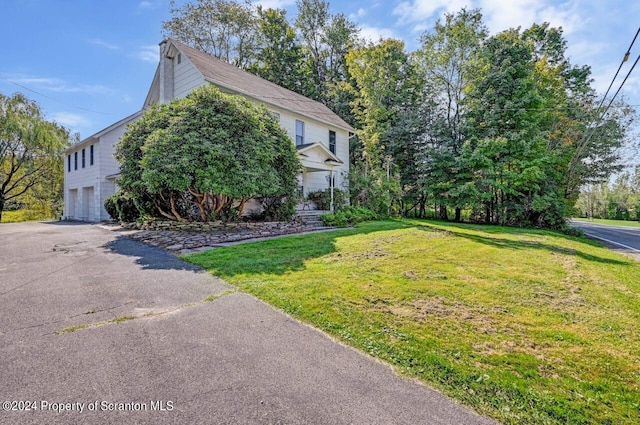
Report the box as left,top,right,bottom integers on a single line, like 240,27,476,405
455,207,461,222
439,204,448,221
169,194,188,223
0,195,4,222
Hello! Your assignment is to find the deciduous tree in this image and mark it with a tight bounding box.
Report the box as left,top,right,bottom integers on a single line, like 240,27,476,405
0,93,69,221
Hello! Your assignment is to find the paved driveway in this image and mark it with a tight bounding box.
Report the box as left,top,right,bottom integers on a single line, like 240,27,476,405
0,222,495,424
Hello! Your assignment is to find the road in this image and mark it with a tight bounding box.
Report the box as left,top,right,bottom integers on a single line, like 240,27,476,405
0,221,495,425
571,219,640,258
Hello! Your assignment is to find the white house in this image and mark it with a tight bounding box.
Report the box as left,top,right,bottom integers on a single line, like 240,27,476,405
63,39,353,222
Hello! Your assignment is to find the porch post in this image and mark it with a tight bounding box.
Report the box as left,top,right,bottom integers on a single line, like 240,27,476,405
329,169,334,212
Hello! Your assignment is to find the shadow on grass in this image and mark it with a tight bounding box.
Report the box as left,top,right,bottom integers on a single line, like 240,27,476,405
102,236,206,272
183,220,413,277
412,221,632,266
184,218,633,278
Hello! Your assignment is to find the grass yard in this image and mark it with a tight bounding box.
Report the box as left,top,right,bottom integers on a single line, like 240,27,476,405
184,220,640,425
0,210,50,223
572,218,640,228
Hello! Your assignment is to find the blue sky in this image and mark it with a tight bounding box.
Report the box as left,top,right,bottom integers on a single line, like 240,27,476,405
2,0,639,158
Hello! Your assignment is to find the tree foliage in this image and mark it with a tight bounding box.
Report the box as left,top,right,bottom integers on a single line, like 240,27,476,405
248,7,305,93
0,93,69,221
576,166,640,220
159,1,636,228
163,0,258,69
114,85,300,222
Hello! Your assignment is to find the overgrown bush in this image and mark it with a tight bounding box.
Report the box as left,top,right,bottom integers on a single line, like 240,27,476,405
257,196,297,221
114,85,300,223
104,191,139,222
306,188,347,211
321,206,377,227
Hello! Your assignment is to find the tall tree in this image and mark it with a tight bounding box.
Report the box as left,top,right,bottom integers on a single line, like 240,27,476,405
346,39,421,214
463,29,551,225
163,0,259,69
0,93,69,221
249,7,305,93
294,0,359,107
414,8,487,220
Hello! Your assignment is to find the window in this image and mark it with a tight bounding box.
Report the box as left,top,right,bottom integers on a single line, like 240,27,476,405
67,155,71,172
82,148,86,168
177,53,182,64
329,130,336,154
90,145,94,166
295,120,304,146
74,152,78,170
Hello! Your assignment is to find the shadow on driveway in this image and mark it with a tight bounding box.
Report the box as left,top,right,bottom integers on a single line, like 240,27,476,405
102,236,205,272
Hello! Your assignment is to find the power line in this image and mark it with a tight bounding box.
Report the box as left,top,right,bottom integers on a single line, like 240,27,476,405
574,27,640,160
0,77,118,116
593,27,640,115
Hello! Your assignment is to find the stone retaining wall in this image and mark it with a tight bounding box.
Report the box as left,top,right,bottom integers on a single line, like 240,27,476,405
118,219,330,255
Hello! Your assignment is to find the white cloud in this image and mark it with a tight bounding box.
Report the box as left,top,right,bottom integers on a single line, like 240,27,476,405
392,0,586,36
254,0,296,10
477,0,583,35
138,1,160,9
6,75,110,95
53,84,111,95
349,8,368,20
87,38,119,50
50,112,90,129
134,45,159,63
359,25,400,43
393,0,471,27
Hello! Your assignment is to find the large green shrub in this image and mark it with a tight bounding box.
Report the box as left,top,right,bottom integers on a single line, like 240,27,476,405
115,85,301,222
321,206,378,227
104,191,140,222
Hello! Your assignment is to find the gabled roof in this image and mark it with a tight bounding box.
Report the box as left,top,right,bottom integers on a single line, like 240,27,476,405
297,142,343,164
63,110,143,153
168,39,354,132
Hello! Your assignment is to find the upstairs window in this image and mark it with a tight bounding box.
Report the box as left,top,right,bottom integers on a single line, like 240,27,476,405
329,130,336,154
82,148,86,168
67,155,71,172
90,145,94,166
74,152,78,170
295,120,304,146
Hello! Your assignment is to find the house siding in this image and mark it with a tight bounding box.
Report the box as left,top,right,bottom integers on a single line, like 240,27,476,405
63,118,133,221
173,55,205,99
64,141,101,221
276,107,350,194
63,40,350,221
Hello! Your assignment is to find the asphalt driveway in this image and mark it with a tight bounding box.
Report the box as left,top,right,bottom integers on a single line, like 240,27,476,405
571,219,640,260
0,221,495,424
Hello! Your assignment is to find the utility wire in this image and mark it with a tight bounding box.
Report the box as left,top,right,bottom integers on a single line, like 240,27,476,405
574,27,640,160
593,27,640,115
0,77,118,116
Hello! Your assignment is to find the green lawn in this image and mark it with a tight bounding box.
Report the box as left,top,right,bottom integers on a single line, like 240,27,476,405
572,218,640,228
184,220,640,425
0,210,50,223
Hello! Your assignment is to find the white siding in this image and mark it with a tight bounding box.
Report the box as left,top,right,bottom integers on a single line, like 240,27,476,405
64,44,350,221
274,106,350,194
63,118,133,221
173,55,206,99
64,143,101,221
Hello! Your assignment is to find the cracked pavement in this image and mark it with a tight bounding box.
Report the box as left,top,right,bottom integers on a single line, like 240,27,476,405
0,221,496,425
